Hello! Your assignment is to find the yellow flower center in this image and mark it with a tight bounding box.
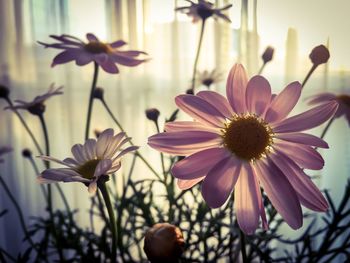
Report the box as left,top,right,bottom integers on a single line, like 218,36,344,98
76,159,100,179
222,114,274,161
84,42,113,54
337,94,350,108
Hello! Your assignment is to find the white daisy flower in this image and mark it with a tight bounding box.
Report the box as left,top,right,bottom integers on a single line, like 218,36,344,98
38,129,138,193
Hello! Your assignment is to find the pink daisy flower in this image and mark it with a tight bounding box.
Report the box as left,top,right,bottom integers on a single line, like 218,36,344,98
39,33,148,74
148,64,338,234
307,91,350,125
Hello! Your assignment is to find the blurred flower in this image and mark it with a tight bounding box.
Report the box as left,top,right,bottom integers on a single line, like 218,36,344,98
196,69,223,88
22,148,32,158
0,84,10,99
39,33,149,74
176,0,232,23
144,223,185,263
4,84,63,116
145,108,160,123
309,45,330,66
38,129,138,193
308,91,350,125
0,146,12,163
261,46,274,64
149,63,338,234
93,87,104,100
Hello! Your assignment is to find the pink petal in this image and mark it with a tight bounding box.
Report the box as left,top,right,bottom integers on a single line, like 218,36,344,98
110,40,127,48
93,159,112,177
275,133,328,148
171,148,230,179
164,121,220,133
202,156,241,208
94,53,108,64
226,64,248,114
197,91,234,118
175,95,226,127
86,33,99,42
71,144,87,164
272,101,338,133
234,163,260,234
245,75,271,117
307,92,336,105
51,50,78,67
148,131,222,155
116,50,147,57
41,168,89,183
270,152,328,212
75,52,93,66
273,141,324,170
177,177,205,190
255,159,303,229
265,81,302,123
96,129,114,158
112,54,147,67
99,58,119,74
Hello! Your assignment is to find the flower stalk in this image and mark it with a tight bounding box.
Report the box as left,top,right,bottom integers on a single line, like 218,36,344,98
98,180,117,263
240,229,248,263
85,62,99,140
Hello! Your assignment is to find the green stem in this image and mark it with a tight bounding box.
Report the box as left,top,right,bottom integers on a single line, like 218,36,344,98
320,116,335,140
190,19,206,92
100,99,161,180
98,181,117,263
257,63,266,75
27,155,47,199
5,98,43,155
85,62,99,140
301,64,318,89
155,121,166,181
240,229,248,263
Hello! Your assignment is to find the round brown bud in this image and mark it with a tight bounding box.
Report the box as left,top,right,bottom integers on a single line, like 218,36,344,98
93,87,104,100
262,46,274,64
309,45,330,66
22,148,32,158
186,88,194,95
28,103,46,116
145,108,160,123
143,223,185,263
0,84,10,99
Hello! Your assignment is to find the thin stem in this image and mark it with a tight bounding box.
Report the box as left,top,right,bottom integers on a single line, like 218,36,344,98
100,99,161,180
85,62,99,140
27,155,47,199
98,181,117,263
320,116,335,140
38,114,65,262
301,64,317,89
240,229,248,263
190,19,206,92
257,63,266,75
0,176,40,257
155,121,166,180
5,98,43,155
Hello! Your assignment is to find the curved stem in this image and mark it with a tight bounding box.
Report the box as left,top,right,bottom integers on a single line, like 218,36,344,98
239,229,248,263
301,64,317,89
257,63,266,75
5,98,43,155
190,19,206,92
98,181,117,263
320,116,335,140
100,99,161,180
27,156,47,199
85,62,99,140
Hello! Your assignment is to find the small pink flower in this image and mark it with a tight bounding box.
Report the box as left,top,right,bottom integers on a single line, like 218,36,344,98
307,91,350,125
148,63,338,234
39,33,149,74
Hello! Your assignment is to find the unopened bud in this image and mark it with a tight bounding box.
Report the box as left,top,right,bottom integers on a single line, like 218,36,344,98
144,223,185,263
262,46,274,64
94,129,102,138
28,103,46,116
309,45,330,66
186,88,194,95
22,148,32,158
0,85,10,99
145,108,160,123
93,87,104,100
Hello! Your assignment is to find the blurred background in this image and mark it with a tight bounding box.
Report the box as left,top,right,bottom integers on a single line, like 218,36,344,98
0,0,349,257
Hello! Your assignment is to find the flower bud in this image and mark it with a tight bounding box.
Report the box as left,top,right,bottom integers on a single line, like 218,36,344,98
145,108,160,123
186,88,194,95
28,103,46,116
143,223,185,263
22,148,32,158
0,84,10,99
309,45,330,66
93,87,104,100
261,46,274,64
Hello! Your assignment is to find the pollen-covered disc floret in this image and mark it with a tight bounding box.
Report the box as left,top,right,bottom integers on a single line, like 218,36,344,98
222,114,273,161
